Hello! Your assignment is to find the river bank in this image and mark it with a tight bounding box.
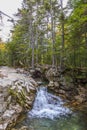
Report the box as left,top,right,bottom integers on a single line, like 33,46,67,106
29,65,87,112
45,67,87,113
0,66,87,130
0,66,38,130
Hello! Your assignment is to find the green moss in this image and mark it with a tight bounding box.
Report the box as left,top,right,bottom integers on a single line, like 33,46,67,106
8,87,27,107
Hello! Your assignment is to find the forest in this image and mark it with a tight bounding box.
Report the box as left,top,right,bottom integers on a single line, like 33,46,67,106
0,0,87,130
0,0,87,76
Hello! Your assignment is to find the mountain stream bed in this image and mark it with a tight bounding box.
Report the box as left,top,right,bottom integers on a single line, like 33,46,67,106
15,87,87,130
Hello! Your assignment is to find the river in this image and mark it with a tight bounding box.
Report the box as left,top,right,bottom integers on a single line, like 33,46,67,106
15,86,87,130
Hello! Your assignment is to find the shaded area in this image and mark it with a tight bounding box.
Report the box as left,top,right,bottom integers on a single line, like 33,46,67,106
15,112,87,130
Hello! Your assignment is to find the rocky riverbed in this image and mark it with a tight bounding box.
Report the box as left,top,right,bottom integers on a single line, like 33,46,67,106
0,66,38,130
46,67,87,112
0,66,87,130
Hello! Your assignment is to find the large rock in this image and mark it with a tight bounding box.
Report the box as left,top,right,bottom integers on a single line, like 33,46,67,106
0,104,22,130
9,78,37,109
0,66,38,130
46,67,87,109
46,68,59,81
46,68,66,95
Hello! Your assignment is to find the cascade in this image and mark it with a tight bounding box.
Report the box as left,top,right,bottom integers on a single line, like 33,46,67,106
28,87,72,119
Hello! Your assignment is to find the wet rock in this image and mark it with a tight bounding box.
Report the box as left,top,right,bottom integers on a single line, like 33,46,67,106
54,82,60,87
11,126,32,130
58,89,66,94
48,81,54,87
37,81,43,85
20,126,28,130
74,95,86,103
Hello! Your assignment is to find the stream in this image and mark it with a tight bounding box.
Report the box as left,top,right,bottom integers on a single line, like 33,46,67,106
15,86,87,130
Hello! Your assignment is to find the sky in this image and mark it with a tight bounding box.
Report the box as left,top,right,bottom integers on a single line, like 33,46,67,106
0,0,22,41
0,0,68,42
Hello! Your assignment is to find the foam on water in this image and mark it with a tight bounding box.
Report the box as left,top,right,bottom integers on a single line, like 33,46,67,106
28,87,72,119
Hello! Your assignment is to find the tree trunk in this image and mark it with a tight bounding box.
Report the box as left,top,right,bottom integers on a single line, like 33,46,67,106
60,0,65,70
50,0,55,67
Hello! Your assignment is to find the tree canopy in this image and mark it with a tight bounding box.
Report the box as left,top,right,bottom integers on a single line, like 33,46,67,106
0,0,87,71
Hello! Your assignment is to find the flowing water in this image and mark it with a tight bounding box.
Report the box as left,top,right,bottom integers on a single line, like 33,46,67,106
29,87,71,119
15,87,87,130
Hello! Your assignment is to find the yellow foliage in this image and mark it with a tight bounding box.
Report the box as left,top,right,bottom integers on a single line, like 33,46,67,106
0,43,5,50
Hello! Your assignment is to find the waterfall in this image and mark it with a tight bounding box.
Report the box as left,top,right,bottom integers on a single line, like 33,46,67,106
28,87,72,119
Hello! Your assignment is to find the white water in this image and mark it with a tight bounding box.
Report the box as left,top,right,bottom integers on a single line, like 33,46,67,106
28,87,72,120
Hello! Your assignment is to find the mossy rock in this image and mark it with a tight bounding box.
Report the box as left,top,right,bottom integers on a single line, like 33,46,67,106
8,87,27,107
